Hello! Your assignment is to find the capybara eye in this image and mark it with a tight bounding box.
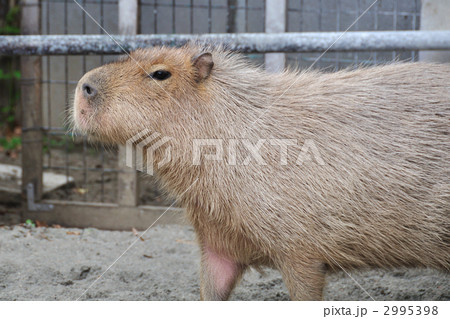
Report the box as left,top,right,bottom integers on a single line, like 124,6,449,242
150,70,172,81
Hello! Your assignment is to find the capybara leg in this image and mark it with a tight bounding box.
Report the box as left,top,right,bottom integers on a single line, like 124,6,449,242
200,246,246,300
279,257,326,300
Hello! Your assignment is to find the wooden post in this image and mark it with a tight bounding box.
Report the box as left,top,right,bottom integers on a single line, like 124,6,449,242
419,0,450,62
264,0,286,73
117,0,139,206
21,0,42,202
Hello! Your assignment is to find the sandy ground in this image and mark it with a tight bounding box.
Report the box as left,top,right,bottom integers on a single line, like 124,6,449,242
0,224,448,301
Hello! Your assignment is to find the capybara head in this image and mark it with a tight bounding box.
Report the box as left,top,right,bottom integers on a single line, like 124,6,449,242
72,46,215,144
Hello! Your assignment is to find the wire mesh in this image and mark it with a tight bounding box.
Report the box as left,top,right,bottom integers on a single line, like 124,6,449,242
38,0,422,205
41,0,119,204
286,0,421,70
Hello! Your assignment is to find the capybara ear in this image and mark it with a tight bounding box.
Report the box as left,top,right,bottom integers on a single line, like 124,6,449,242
192,52,214,82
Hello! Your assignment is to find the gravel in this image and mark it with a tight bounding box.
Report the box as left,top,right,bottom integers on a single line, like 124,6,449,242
0,225,448,301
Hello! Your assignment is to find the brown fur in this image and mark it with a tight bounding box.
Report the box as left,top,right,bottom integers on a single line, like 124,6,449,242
72,45,450,300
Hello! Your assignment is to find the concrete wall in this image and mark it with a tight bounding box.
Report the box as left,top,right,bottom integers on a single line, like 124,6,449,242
419,0,450,62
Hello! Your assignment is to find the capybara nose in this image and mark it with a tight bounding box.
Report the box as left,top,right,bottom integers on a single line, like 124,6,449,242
82,82,97,98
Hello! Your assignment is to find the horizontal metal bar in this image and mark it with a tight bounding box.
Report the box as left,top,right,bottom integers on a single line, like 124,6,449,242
1,31,450,55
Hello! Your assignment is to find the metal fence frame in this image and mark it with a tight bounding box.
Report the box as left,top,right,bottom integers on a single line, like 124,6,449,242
3,31,450,55
4,0,450,230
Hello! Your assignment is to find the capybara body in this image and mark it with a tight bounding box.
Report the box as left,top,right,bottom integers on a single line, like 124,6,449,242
73,45,449,300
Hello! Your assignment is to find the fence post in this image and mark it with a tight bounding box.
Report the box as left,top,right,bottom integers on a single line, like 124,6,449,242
117,0,140,207
419,0,450,62
21,0,42,203
265,0,286,72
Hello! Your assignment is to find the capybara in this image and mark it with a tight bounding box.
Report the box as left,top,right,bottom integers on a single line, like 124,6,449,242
72,45,449,300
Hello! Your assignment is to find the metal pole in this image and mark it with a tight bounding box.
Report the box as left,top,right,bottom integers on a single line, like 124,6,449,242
117,0,140,207
265,0,286,72
2,31,450,55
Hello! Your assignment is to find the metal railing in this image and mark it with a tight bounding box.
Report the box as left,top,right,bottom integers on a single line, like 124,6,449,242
2,31,450,55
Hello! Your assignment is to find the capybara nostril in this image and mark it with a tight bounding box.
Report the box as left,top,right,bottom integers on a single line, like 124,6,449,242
82,83,97,98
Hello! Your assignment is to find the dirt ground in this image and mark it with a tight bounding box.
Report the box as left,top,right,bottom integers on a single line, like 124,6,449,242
0,224,448,301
